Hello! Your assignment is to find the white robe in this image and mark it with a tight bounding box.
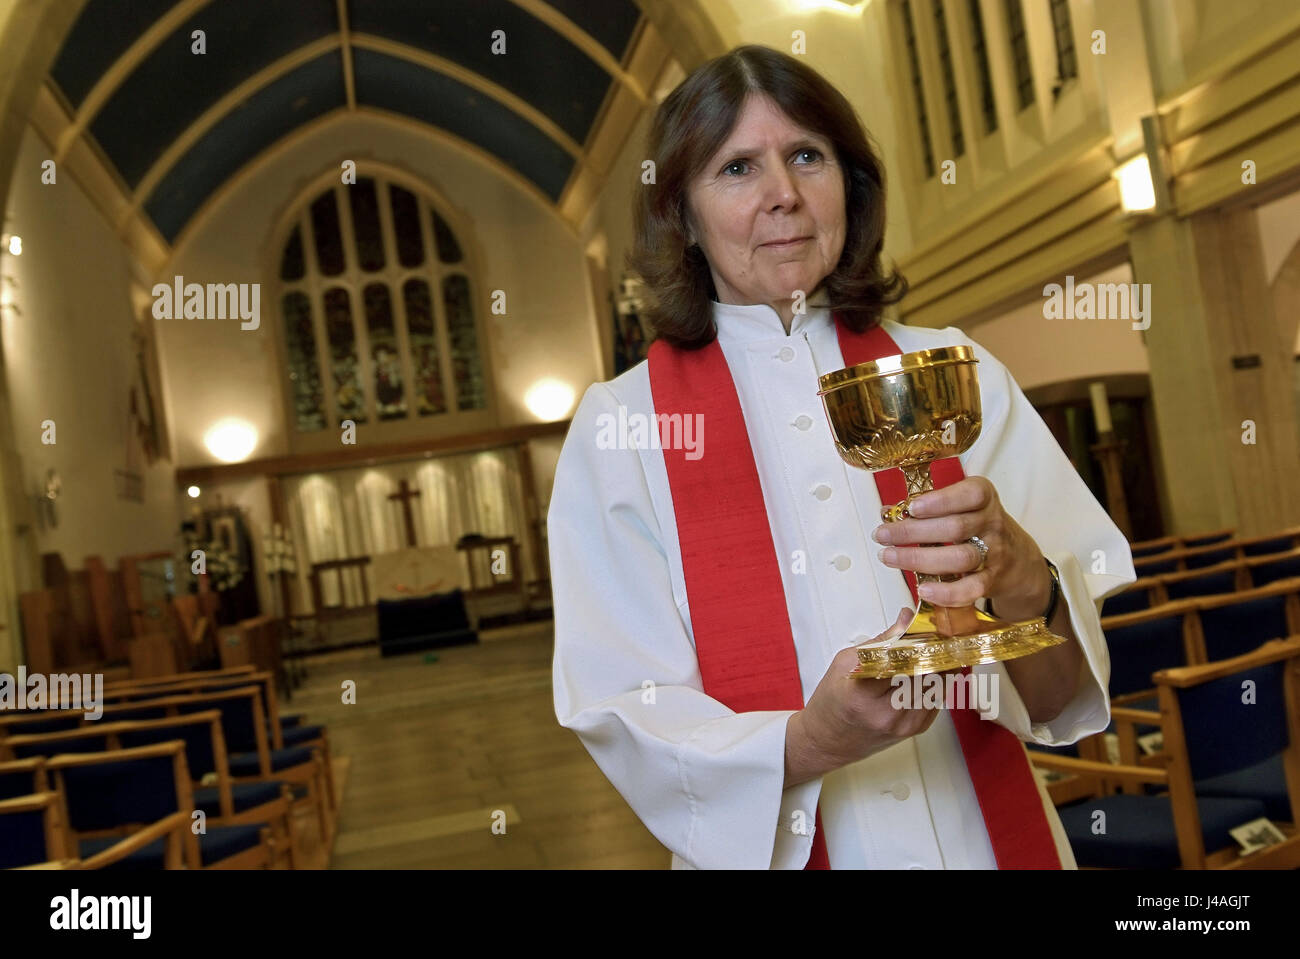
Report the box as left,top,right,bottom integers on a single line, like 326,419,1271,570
549,300,1136,869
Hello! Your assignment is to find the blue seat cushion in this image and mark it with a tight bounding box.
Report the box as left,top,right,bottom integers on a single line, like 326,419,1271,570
193,781,286,816
280,724,324,746
0,769,40,801
0,809,52,868
80,824,263,869
1101,590,1149,617
1195,755,1289,822
1058,794,1266,869
1136,558,1179,575
228,746,314,776
1243,536,1293,556
196,824,263,865
80,835,168,870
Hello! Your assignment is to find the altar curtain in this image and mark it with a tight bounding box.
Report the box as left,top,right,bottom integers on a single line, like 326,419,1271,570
284,447,530,612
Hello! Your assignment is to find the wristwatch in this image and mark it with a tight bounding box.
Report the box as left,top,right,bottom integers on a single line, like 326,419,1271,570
988,557,1060,623
1041,557,1061,624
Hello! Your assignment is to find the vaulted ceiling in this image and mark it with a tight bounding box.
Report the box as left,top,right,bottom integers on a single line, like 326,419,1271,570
43,0,651,252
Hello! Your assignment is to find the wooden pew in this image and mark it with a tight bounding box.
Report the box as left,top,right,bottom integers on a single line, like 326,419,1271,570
6,712,295,868
1134,526,1300,575
1129,527,1234,558
45,740,271,870
1033,637,1300,869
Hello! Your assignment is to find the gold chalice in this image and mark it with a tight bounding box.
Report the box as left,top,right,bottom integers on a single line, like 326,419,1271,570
817,345,1065,678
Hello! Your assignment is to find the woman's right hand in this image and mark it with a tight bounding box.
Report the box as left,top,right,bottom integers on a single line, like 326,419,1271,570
784,607,943,788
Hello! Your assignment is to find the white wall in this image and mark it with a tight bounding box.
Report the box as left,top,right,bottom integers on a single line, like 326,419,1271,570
965,262,1150,391
1257,189,1300,287
1,127,179,585
1143,0,1300,96
158,112,601,468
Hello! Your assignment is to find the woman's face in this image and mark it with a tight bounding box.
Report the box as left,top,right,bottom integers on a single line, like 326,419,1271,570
684,94,846,310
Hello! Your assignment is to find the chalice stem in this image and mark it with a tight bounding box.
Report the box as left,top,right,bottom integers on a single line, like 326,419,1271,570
887,464,980,638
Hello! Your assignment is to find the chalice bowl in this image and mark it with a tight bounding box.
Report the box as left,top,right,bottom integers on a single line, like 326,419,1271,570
817,345,1065,678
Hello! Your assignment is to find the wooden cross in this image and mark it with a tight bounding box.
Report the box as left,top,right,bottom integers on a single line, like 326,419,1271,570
388,479,422,547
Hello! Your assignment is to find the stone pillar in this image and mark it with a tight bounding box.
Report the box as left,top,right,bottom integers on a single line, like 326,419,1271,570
1129,207,1300,537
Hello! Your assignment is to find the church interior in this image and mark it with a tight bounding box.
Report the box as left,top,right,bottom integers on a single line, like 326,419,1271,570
1,0,1299,874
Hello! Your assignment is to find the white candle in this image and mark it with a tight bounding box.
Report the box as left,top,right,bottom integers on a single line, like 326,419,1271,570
1089,382,1113,435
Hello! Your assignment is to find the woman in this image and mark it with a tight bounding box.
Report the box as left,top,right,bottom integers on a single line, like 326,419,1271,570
549,45,1134,869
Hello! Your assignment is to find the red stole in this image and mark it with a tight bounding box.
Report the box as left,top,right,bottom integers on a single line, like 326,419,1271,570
646,312,1061,870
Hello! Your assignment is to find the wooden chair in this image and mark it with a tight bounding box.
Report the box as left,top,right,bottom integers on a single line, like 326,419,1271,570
1191,579,1300,663
0,713,84,754
1180,528,1236,549
44,742,211,869
1034,606,1194,802
1128,527,1235,556
172,594,219,667
0,792,78,869
1034,636,1300,869
5,712,296,868
90,670,330,812
1102,551,1288,616
96,688,333,844
1133,526,1300,576
188,671,335,813
0,756,50,799
1245,548,1300,589
48,739,275,869
104,664,256,692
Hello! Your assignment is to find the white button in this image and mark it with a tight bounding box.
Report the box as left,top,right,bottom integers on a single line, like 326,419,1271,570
778,346,795,362
886,782,910,801
812,484,832,501
794,415,813,431
832,555,851,571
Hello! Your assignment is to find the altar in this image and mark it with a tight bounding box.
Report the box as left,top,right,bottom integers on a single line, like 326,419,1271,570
367,546,477,657
288,454,541,654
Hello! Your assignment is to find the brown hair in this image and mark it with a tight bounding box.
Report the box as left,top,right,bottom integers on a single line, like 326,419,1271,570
627,44,907,350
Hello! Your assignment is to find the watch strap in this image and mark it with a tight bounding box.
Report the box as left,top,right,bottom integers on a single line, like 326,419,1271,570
987,556,1059,623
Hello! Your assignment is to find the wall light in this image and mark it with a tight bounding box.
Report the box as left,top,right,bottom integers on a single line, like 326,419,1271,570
1114,115,1172,215
524,378,576,421
187,485,201,498
6,235,21,256
1114,154,1156,212
203,419,258,463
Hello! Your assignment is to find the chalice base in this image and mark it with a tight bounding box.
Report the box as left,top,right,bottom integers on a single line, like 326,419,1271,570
851,605,1066,678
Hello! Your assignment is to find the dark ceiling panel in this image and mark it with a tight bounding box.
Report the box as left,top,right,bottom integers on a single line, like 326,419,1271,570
91,0,338,188
348,0,610,144
49,0,179,108
145,51,346,242
352,47,574,202
544,0,642,61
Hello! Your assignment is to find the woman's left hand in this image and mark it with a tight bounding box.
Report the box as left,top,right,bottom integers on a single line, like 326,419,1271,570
872,475,1052,621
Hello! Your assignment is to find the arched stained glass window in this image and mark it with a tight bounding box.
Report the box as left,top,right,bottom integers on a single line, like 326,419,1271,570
444,274,485,411
324,287,365,424
274,175,487,433
431,207,463,263
281,291,324,431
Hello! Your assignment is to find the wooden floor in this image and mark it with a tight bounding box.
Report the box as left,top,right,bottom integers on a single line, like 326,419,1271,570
283,623,670,868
